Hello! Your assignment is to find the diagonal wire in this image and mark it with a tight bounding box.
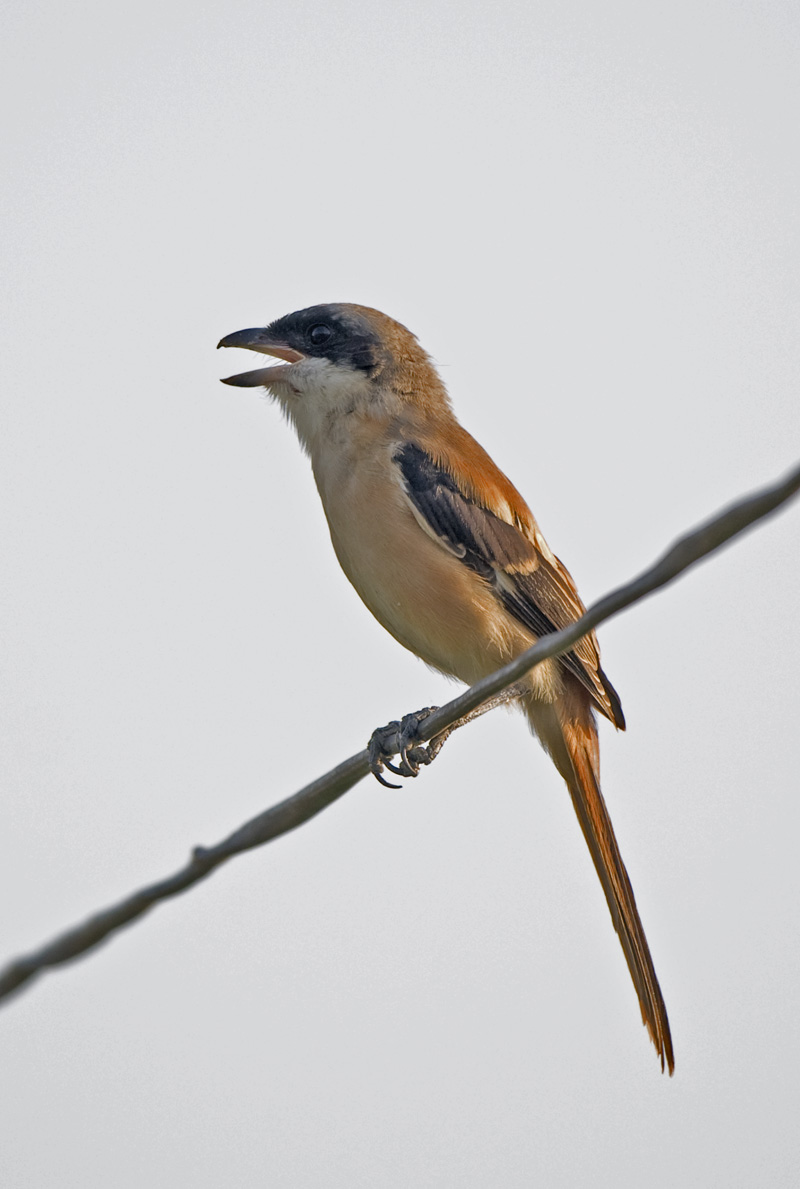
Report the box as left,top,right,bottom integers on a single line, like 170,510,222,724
1,458,798,1008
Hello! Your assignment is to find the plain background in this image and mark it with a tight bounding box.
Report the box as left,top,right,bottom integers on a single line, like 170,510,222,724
2,1,800,1185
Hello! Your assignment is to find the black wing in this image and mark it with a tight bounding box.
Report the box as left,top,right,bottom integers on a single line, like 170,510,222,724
394,442,624,727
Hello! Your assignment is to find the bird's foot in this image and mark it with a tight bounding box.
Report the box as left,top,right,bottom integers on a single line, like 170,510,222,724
368,707,450,788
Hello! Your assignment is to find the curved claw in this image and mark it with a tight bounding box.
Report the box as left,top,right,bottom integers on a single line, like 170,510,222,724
367,707,444,788
373,768,402,790
368,721,403,788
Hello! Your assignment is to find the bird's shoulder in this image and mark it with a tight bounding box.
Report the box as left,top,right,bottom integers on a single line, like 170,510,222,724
390,422,625,728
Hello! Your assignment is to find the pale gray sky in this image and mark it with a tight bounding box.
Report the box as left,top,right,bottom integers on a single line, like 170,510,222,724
2,1,800,1185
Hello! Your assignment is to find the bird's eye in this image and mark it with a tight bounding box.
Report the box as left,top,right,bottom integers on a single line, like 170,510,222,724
308,324,333,346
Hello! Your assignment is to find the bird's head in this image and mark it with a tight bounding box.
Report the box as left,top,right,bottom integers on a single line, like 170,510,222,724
217,302,449,450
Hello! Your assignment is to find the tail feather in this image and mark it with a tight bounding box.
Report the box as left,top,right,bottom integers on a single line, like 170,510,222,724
527,696,674,1074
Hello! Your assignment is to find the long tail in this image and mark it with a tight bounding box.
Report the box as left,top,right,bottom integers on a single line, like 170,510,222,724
526,695,675,1074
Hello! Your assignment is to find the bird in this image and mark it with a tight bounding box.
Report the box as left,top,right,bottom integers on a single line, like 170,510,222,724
218,302,674,1074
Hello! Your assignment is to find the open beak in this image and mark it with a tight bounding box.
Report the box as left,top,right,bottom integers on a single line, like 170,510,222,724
217,327,305,387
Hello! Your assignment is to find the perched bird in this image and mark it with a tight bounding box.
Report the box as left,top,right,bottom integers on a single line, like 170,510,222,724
218,302,674,1073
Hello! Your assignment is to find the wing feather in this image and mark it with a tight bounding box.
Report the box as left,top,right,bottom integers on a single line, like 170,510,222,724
394,441,624,727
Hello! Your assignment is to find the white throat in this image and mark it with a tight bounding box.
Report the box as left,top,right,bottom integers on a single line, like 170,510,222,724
266,357,378,454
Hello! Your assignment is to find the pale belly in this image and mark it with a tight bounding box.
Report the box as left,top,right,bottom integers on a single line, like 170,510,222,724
313,446,560,701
